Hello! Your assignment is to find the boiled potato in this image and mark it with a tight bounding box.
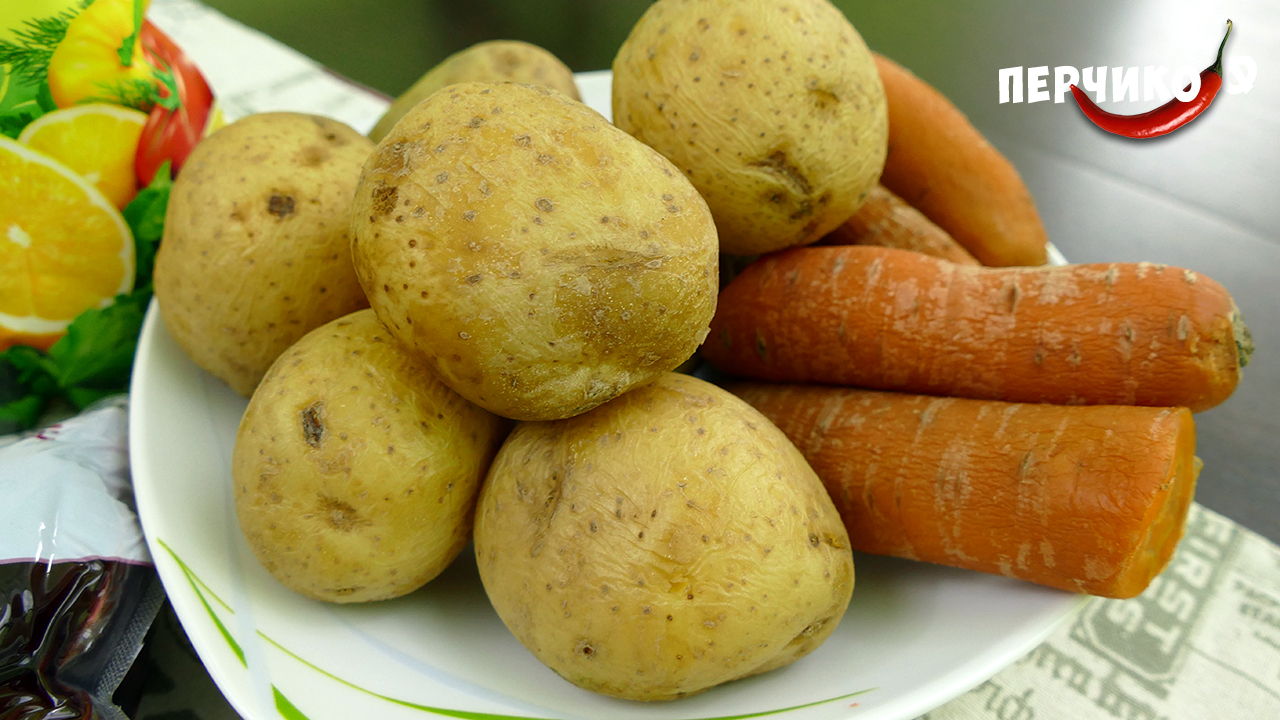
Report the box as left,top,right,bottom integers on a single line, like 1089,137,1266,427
351,82,719,422
155,112,372,396
474,373,854,700
232,309,507,603
612,0,887,256
370,40,580,143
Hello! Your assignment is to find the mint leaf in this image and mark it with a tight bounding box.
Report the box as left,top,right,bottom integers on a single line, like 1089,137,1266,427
65,386,122,409
47,289,150,397
0,286,152,429
2,345,59,390
0,70,39,113
123,161,172,290
35,80,57,113
0,346,58,433
0,81,49,139
0,102,43,139
0,395,50,434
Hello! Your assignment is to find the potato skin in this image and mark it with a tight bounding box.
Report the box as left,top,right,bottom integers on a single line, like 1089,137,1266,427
232,310,507,603
351,82,719,422
612,0,888,256
370,40,580,143
474,374,854,700
155,113,373,396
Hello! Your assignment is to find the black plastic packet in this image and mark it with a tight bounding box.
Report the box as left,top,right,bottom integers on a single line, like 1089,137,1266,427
1,398,164,720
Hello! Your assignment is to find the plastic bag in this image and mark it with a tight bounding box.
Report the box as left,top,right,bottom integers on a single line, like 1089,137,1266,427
0,398,163,720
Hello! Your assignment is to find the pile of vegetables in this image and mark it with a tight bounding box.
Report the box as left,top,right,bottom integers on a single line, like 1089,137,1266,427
0,0,216,431
12,0,1250,705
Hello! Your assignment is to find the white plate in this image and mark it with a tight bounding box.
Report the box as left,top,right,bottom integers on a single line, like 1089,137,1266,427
129,70,1085,720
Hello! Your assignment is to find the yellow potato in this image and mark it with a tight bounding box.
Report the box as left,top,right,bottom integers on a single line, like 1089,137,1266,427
474,373,854,700
155,112,372,396
370,40,580,143
351,82,719,422
232,310,507,603
612,0,887,256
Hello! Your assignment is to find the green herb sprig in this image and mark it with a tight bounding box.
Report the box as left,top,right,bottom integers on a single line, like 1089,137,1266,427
0,0,95,85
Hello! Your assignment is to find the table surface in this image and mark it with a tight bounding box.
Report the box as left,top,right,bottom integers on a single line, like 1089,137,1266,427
843,0,1280,543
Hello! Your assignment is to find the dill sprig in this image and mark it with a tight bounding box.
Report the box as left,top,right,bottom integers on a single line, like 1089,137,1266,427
84,76,158,111
0,0,96,85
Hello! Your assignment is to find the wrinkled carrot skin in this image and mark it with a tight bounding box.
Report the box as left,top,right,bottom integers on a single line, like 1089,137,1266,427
732,383,1200,598
874,53,1048,267
818,184,980,266
705,246,1248,413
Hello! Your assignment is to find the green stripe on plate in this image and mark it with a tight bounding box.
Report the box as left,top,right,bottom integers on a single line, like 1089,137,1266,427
158,538,246,667
260,630,874,720
160,538,875,719
157,537,235,611
275,686,312,720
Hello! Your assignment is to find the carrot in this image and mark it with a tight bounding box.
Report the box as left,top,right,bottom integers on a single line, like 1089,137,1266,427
704,246,1252,413
874,53,1048,267
818,183,979,266
731,383,1200,598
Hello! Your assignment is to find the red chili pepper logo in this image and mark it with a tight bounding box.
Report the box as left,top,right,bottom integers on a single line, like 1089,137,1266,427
1070,20,1232,139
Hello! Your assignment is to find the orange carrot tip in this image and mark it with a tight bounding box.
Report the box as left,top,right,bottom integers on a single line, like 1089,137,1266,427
705,246,1251,413
732,382,1200,599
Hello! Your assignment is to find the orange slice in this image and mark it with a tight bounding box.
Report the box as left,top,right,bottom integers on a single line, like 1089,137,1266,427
0,137,135,351
19,104,148,209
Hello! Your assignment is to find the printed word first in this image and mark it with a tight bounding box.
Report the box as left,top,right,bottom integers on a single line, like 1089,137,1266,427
998,61,1255,104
